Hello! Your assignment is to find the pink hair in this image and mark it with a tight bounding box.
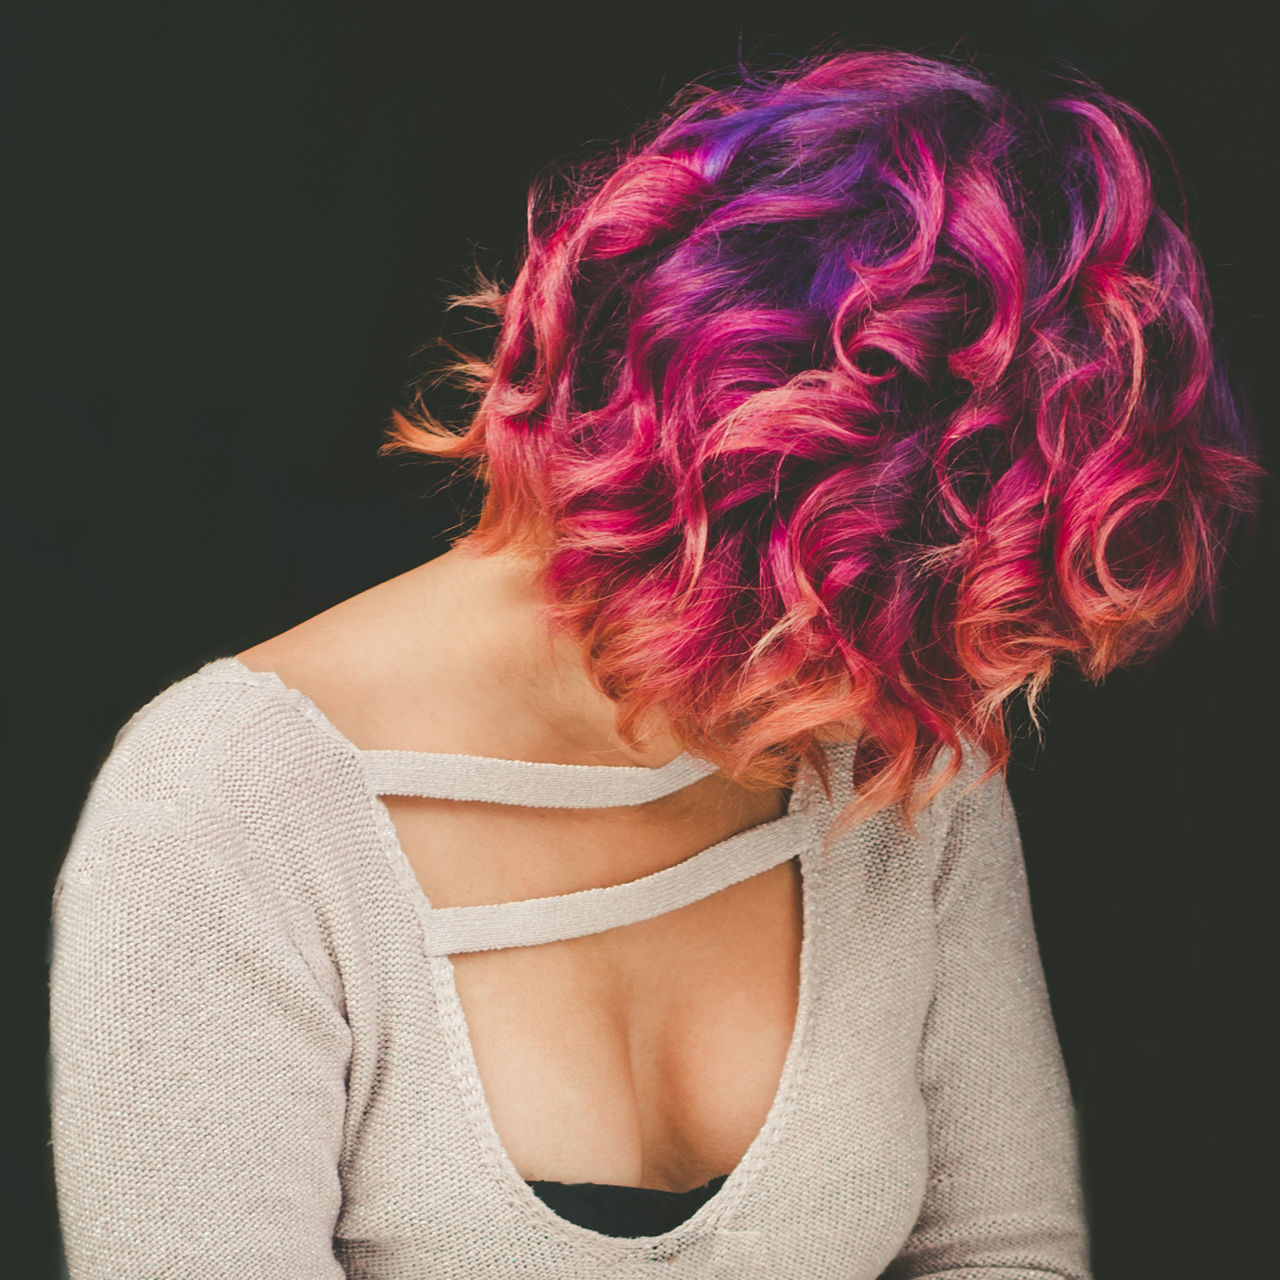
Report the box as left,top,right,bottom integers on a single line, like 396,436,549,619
380,49,1263,842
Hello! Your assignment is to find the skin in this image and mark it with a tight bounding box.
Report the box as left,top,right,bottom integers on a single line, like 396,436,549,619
237,534,804,1192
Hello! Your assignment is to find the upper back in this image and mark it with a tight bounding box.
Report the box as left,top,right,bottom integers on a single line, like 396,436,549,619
233,548,803,1191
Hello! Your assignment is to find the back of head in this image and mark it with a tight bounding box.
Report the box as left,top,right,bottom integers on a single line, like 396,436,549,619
384,47,1262,835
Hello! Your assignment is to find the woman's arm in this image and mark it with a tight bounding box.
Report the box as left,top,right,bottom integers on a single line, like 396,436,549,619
49,778,352,1278
882,768,1092,1280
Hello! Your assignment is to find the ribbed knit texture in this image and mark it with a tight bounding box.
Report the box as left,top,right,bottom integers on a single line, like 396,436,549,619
49,656,1092,1278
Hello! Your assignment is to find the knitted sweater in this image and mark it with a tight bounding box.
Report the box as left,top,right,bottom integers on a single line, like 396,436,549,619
48,656,1092,1279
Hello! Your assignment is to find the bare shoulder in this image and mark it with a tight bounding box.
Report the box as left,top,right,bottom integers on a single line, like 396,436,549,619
234,547,481,754
232,541,647,764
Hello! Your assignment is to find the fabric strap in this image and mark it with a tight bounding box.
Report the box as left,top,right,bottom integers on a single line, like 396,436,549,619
360,748,722,807
358,743,817,955
418,808,814,954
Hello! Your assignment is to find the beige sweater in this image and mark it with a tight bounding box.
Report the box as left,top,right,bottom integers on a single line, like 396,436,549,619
49,656,1092,1278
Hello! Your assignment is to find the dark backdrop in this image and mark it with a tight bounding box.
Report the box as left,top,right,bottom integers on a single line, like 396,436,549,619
5,2,1275,1276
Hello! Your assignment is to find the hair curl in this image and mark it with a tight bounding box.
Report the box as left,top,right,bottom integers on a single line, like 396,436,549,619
381,48,1263,842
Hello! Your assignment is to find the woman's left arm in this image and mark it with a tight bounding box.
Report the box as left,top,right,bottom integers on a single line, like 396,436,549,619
883,768,1093,1280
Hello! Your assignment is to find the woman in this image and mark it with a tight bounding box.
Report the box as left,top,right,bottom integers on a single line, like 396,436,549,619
49,47,1258,1278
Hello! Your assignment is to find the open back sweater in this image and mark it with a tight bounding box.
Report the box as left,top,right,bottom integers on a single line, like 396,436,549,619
48,656,1092,1278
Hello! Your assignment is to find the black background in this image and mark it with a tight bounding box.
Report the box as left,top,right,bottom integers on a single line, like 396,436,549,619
5,2,1275,1276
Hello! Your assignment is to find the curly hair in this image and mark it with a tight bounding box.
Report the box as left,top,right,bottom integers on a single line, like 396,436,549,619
380,47,1262,841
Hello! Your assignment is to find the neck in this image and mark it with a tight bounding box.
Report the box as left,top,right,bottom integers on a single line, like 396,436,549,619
437,537,687,768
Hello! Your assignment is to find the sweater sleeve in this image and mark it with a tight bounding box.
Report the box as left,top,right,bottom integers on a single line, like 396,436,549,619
882,768,1093,1280
49,788,353,1279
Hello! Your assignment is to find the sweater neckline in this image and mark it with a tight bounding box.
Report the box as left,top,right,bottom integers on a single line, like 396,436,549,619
423,810,823,1257
217,655,718,799
202,653,838,1257
213,654,820,956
